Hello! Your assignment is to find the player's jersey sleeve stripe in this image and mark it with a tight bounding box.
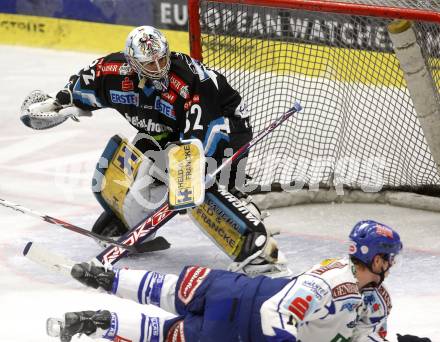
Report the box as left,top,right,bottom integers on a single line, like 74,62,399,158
111,269,120,294
140,313,147,342
203,117,230,157
276,277,299,329
72,79,104,108
138,272,149,304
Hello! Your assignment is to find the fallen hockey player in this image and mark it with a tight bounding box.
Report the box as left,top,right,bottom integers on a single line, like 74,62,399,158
46,220,431,342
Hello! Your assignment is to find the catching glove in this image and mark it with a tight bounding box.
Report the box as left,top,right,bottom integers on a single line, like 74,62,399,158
20,89,91,130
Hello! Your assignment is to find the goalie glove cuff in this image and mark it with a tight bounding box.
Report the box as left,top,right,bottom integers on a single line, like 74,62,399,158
55,88,73,106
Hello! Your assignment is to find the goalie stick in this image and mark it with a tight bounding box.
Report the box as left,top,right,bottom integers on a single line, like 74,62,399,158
92,102,302,266
14,102,302,268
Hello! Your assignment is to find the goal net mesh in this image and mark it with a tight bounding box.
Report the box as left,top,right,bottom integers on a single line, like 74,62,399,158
193,0,440,193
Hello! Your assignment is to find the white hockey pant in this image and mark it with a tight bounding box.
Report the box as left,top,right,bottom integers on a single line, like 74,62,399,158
95,269,179,341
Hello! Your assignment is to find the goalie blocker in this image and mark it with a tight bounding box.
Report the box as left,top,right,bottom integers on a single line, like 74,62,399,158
189,186,290,277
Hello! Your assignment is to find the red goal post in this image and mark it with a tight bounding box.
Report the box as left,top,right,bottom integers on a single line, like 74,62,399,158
188,0,440,211
189,0,440,60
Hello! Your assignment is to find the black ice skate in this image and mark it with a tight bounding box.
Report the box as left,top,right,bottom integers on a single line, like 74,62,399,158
70,262,115,291
46,310,111,342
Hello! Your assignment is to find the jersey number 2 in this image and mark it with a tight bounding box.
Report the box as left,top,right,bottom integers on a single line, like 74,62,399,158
184,104,203,133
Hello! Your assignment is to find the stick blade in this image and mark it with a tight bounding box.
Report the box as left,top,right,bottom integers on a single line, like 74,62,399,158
23,242,76,277
134,236,171,253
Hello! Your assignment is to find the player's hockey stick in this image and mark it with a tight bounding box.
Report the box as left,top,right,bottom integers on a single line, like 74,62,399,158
23,241,76,277
0,198,170,254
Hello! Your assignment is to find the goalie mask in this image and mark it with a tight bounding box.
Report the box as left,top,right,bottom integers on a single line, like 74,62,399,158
124,26,171,80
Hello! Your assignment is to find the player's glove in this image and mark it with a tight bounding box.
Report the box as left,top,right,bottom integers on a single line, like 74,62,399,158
20,89,92,130
70,262,115,291
397,334,432,342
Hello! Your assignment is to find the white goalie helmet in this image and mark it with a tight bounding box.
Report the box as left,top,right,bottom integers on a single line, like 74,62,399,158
124,26,171,80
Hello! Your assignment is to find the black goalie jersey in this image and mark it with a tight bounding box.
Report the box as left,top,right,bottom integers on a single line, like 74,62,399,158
65,52,252,165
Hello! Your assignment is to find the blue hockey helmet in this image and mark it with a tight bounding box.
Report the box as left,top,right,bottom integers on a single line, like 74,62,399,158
348,220,402,266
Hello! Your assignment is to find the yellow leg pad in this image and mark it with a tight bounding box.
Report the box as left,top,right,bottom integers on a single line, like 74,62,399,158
189,193,245,260
95,135,144,225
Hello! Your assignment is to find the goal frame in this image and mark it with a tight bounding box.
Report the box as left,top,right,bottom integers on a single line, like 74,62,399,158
188,0,440,61
187,0,440,212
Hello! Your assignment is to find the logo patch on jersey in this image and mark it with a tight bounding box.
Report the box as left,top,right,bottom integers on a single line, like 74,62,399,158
285,289,318,321
161,90,177,104
154,96,175,119
178,266,211,305
234,98,250,119
122,77,134,92
312,261,346,275
110,91,139,106
99,62,123,76
119,63,135,75
169,73,190,99
340,301,360,312
184,94,200,111
363,293,376,306
124,114,173,133
302,280,328,300
378,326,388,339
332,282,359,299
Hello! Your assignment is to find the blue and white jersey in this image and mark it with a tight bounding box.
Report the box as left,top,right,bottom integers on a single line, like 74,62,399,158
94,260,391,342
260,257,390,342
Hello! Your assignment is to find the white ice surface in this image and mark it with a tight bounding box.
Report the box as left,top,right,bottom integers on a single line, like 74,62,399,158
0,45,439,342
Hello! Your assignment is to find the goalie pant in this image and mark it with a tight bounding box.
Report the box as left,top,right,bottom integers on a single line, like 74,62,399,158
85,257,390,342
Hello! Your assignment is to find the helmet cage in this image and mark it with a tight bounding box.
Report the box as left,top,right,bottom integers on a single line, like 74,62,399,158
124,26,171,80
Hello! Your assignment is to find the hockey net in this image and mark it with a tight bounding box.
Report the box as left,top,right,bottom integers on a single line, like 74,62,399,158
188,0,440,210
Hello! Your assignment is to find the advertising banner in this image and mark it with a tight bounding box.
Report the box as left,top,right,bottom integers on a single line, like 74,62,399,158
0,0,190,30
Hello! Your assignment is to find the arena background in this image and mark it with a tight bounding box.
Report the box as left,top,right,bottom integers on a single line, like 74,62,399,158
0,0,190,53
1,2,440,341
